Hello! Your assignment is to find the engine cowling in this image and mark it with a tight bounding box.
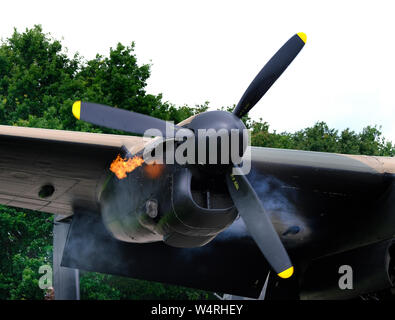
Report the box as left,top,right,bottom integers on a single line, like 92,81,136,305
99,149,237,247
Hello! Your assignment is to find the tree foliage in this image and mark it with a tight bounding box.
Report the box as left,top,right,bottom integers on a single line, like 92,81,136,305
0,25,206,133
80,273,214,300
0,26,393,299
0,206,52,299
249,120,394,156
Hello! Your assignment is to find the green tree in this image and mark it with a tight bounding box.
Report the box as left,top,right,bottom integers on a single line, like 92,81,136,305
249,119,394,156
80,273,215,300
0,206,52,299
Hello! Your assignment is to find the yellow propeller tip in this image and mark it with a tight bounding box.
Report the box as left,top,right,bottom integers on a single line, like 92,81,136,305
277,266,294,279
297,32,307,43
72,101,81,120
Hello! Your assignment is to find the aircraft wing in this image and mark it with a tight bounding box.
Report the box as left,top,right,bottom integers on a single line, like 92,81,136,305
248,147,395,256
1,124,393,238
0,125,145,217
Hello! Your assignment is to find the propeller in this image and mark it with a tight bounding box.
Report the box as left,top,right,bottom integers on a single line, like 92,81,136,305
72,32,306,278
223,33,306,278
226,167,294,278
233,32,306,118
72,101,192,138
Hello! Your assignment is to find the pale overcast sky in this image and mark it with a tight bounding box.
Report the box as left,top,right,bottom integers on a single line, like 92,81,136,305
1,0,394,142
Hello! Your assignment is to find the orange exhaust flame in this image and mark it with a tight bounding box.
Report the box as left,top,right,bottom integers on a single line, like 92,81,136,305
144,161,165,179
110,154,144,179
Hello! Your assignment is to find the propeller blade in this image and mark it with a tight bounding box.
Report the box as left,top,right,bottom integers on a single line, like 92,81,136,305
72,101,192,138
225,167,294,278
233,32,306,118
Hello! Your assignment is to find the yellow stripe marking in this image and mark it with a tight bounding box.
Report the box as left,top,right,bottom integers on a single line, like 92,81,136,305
277,266,294,278
72,101,81,120
230,174,239,190
297,32,307,43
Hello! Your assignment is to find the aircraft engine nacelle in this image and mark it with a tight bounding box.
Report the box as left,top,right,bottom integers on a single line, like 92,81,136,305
300,239,395,299
99,151,238,248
